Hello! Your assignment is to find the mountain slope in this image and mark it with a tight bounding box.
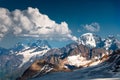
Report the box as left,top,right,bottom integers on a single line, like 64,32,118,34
26,49,120,80
78,33,120,50
0,40,51,80
1,33,120,80
78,33,102,48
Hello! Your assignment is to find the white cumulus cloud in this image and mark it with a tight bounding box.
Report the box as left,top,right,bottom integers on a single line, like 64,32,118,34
83,22,100,32
0,7,77,48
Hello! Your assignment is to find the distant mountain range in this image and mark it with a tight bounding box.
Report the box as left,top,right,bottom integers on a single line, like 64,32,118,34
78,33,120,50
0,33,120,80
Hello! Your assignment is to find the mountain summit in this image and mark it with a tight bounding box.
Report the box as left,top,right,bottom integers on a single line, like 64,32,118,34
78,33,120,50
78,33,101,48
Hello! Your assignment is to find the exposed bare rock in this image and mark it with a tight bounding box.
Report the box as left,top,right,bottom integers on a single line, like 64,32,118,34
16,44,114,80
107,49,120,72
16,59,70,80
70,44,89,58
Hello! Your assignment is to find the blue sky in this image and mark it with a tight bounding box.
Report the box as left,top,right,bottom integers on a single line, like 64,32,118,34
0,0,120,48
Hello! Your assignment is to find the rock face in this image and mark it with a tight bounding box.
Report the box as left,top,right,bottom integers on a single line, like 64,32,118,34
20,49,120,80
17,43,112,80
45,43,111,68
16,59,70,80
69,44,89,58
107,49,120,72
79,33,102,48
17,60,46,80
30,51,120,80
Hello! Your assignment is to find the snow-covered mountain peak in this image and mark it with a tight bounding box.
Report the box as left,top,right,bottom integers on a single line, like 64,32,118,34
77,33,120,50
0,40,51,70
104,35,119,50
79,33,101,48
15,40,51,67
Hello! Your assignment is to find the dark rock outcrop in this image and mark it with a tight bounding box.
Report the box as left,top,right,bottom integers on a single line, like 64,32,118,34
106,49,120,72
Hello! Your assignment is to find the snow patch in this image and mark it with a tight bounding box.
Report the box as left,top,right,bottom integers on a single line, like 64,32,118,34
67,55,91,67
